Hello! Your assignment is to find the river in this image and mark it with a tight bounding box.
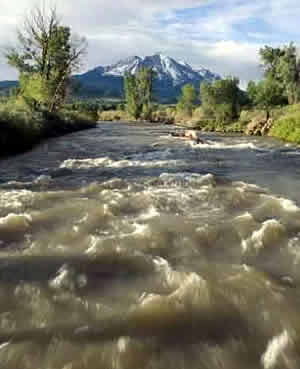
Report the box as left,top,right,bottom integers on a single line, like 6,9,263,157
1,122,300,368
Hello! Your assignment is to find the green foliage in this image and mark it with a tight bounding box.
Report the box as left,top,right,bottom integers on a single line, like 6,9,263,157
177,84,197,117
19,73,52,111
200,77,241,123
124,67,154,120
215,103,234,125
98,110,130,122
246,81,257,105
259,43,300,105
0,99,96,156
5,6,87,112
0,108,42,155
124,73,140,119
271,105,300,143
247,78,283,120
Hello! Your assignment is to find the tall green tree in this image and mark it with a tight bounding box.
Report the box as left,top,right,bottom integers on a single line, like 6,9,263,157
247,78,283,120
124,67,154,120
246,80,258,104
5,5,87,112
124,73,140,119
177,84,197,116
200,77,241,123
259,43,300,104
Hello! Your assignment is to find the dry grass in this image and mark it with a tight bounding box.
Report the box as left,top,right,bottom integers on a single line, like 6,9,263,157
98,110,131,121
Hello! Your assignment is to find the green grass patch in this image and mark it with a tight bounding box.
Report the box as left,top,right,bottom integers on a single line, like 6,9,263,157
0,103,96,157
271,110,300,143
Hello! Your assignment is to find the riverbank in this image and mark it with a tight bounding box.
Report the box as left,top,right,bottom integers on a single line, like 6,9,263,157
0,109,97,157
98,103,300,144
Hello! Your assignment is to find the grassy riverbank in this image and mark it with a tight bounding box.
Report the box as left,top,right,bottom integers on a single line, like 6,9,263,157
0,102,97,157
98,103,300,144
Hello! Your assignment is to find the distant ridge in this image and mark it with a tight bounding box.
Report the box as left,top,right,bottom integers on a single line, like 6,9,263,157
0,54,221,102
74,53,220,102
0,80,18,96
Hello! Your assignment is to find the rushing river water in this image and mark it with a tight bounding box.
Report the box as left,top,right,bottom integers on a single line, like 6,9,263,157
1,122,300,368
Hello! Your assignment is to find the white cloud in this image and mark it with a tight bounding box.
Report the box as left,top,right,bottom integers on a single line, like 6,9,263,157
0,0,299,83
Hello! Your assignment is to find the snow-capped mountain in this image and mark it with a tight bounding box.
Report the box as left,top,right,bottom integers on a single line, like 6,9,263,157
75,53,220,102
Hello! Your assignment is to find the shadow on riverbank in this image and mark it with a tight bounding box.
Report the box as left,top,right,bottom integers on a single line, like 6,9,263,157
0,111,97,158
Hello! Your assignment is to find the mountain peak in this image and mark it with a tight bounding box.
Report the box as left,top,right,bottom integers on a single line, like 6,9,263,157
76,53,220,102
99,53,220,86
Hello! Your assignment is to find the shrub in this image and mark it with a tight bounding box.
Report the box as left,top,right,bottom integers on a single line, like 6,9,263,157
151,109,174,124
271,110,300,143
0,110,43,155
0,102,96,156
98,110,130,121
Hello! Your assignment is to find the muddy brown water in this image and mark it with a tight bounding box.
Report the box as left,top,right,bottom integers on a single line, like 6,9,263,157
1,122,300,368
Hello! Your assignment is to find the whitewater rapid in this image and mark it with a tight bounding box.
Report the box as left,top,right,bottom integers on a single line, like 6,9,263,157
0,122,300,369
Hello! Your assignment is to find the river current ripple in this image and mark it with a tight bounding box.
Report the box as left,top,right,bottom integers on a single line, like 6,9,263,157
0,122,300,368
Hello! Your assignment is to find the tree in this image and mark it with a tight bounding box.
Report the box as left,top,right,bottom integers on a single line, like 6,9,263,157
124,67,154,120
248,78,282,120
177,84,197,116
124,73,140,119
259,43,300,104
5,5,87,112
200,77,241,123
247,80,257,105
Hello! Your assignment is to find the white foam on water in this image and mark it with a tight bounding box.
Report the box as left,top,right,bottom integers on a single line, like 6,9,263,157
189,140,258,150
260,194,300,213
153,256,185,289
235,212,253,221
86,235,100,254
34,175,52,185
49,264,87,291
261,330,292,369
0,190,34,210
131,222,150,236
139,292,161,307
159,172,215,186
110,159,185,168
117,337,130,353
60,156,185,169
242,219,285,253
0,342,10,351
278,197,299,212
0,213,32,233
159,135,175,140
86,222,150,254
0,213,32,225
49,265,72,290
287,237,300,265
138,206,160,220
60,157,111,169
233,181,266,193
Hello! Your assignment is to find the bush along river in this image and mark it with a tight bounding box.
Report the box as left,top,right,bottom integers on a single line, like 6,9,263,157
1,122,300,368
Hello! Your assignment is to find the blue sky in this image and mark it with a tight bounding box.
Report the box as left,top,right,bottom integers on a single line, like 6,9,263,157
0,0,299,86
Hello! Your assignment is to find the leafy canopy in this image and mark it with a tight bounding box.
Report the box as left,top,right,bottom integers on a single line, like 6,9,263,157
200,77,241,124
5,5,87,112
177,84,197,117
259,43,300,105
124,67,154,120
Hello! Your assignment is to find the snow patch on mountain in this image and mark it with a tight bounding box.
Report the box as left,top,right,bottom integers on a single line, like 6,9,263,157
100,53,220,86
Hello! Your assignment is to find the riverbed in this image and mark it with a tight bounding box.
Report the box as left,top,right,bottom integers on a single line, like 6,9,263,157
0,122,300,368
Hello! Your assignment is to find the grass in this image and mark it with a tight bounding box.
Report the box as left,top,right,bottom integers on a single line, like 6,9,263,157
271,105,300,144
73,99,300,146
98,110,130,121
0,101,97,157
